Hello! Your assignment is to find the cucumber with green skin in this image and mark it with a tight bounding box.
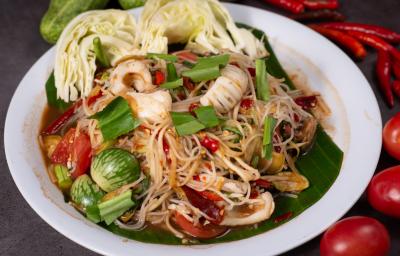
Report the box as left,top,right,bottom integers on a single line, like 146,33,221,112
70,174,105,209
40,0,110,44
118,0,146,9
91,148,141,192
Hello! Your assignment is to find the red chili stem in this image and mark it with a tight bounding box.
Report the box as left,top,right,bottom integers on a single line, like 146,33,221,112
308,25,367,60
297,0,339,10
263,0,304,14
345,31,400,62
376,50,394,108
290,9,345,22
392,80,400,99
319,22,400,44
182,186,223,224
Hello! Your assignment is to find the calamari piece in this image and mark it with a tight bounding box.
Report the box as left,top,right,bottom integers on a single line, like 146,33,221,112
126,90,172,124
200,65,248,113
221,192,275,226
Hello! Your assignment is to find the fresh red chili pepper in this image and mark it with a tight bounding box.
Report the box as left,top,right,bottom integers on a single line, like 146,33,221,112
376,50,394,108
240,98,254,110
182,186,224,224
201,136,220,153
308,25,367,60
42,91,103,135
290,9,345,22
345,31,400,62
274,211,293,223
392,60,400,80
320,22,400,44
392,80,400,99
250,188,259,199
162,138,170,155
247,67,256,76
297,0,339,10
154,70,165,85
183,77,195,91
263,0,304,14
294,95,318,110
254,179,272,189
189,103,199,115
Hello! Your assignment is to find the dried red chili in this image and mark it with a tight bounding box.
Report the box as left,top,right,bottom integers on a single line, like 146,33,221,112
376,50,394,107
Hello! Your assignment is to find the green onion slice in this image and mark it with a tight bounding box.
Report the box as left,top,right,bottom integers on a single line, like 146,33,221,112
160,78,183,89
194,54,230,70
171,112,206,136
256,59,269,102
166,63,178,82
93,37,111,68
182,66,220,82
147,53,178,62
98,190,136,225
262,116,276,159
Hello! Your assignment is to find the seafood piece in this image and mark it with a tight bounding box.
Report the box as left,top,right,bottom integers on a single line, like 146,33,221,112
126,90,172,124
200,64,248,113
221,192,275,226
110,60,155,94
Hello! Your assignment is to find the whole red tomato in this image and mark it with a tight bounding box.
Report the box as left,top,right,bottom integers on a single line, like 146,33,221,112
383,113,400,160
320,216,390,256
368,166,400,218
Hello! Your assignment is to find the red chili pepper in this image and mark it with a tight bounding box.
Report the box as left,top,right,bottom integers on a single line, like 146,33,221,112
294,95,318,110
320,22,400,44
392,80,400,99
345,31,400,62
290,9,345,22
201,136,220,153
274,211,293,223
42,91,103,135
297,0,339,10
176,51,198,62
162,138,170,155
308,25,367,60
154,70,165,85
247,67,256,76
263,0,304,14
392,60,400,80
240,98,254,110
183,77,195,91
189,103,199,115
376,50,394,108
250,188,259,199
254,179,272,189
182,186,224,224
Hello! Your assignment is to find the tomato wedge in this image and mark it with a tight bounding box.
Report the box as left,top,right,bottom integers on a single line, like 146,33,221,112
71,132,92,178
50,128,76,164
383,112,400,160
174,212,227,239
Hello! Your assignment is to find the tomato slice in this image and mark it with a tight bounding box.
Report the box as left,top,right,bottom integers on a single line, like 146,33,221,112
174,212,227,239
383,113,400,160
50,128,76,164
71,132,92,178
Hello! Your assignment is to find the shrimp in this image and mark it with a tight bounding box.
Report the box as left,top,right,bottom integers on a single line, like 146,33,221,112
200,64,248,113
126,90,172,124
110,60,156,94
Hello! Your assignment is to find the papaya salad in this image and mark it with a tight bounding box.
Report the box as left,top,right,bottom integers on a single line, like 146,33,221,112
39,0,330,242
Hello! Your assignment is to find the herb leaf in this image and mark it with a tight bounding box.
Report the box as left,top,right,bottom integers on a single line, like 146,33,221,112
91,96,140,140
171,112,205,136
194,106,220,128
182,66,220,82
45,71,71,111
194,54,230,69
160,78,183,89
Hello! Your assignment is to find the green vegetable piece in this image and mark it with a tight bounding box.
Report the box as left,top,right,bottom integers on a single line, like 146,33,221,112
194,54,230,70
70,174,105,209
91,148,141,192
170,112,206,136
98,190,136,225
40,0,109,44
160,78,183,89
251,155,259,168
54,165,73,190
93,37,110,68
86,205,101,223
91,96,140,141
256,59,269,102
262,117,277,159
182,66,220,82
147,53,178,62
194,106,219,128
118,0,146,9
222,126,243,137
166,63,178,82
45,72,70,111
182,60,195,68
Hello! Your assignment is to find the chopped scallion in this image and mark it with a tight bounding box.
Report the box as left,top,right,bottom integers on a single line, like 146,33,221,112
93,37,110,68
194,106,219,128
166,63,178,82
251,155,260,168
147,53,178,62
256,59,269,102
161,78,183,89
182,66,220,82
98,190,136,225
262,116,276,159
171,112,206,136
222,126,243,137
194,54,230,70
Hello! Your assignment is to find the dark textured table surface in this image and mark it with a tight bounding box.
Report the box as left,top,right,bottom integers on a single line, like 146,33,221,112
1,0,399,255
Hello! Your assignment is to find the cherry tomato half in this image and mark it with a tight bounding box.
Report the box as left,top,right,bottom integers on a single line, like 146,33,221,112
368,166,400,218
320,216,390,256
383,113,400,160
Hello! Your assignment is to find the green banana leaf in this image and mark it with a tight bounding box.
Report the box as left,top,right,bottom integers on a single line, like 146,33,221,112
102,24,344,244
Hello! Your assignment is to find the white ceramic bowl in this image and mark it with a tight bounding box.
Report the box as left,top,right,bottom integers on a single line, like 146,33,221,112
4,3,381,256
